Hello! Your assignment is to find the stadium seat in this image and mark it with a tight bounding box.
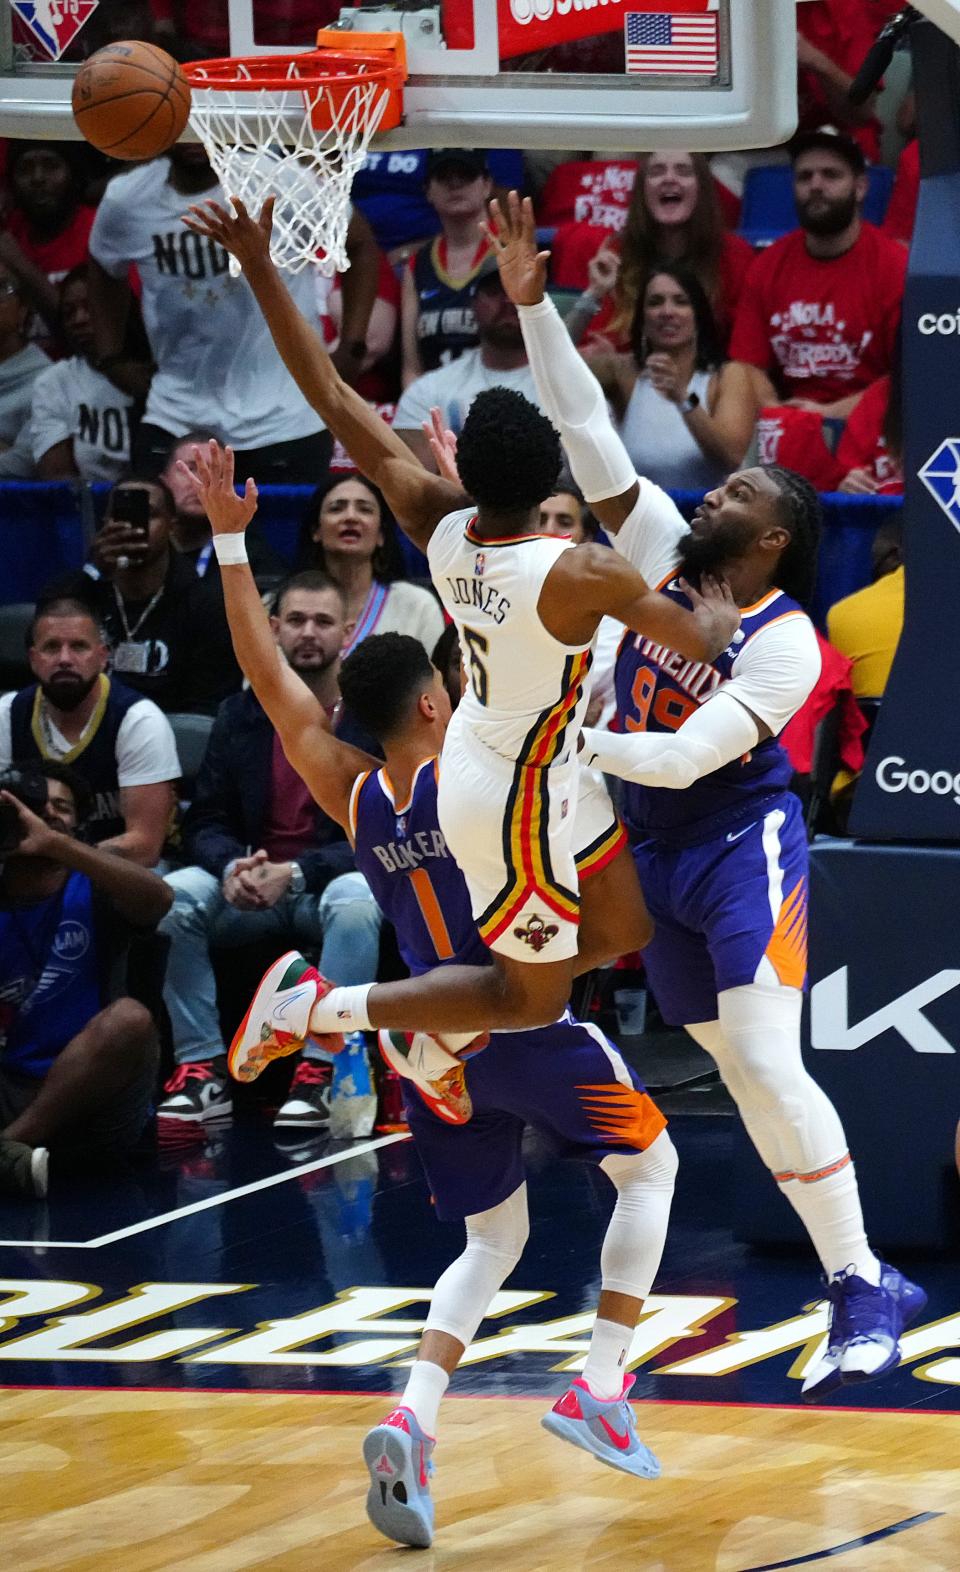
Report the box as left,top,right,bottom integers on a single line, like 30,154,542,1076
738,163,895,249
0,602,34,694
167,711,214,802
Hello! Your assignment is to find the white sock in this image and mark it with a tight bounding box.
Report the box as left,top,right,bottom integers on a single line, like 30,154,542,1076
778,1162,882,1284
689,994,882,1289
309,982,372,1033
582,1317,631,1400
399,1359,449,1439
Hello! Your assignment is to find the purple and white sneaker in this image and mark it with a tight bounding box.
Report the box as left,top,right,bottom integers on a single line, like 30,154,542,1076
802,1261,928,1402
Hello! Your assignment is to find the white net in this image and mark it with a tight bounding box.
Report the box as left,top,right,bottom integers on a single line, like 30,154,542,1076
187,62,393,277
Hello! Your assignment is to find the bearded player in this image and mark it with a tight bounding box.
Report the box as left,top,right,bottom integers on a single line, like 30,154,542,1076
486,191,925,1400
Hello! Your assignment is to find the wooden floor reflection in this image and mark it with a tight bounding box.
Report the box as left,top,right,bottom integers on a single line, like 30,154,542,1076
2,1387,958,1570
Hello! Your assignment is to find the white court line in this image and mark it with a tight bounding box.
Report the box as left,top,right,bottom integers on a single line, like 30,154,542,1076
0,1132,411,1251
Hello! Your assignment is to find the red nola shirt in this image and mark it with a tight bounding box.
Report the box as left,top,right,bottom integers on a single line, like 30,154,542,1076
728,224,907,405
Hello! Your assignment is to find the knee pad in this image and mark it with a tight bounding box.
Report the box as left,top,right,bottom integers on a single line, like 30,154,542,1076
424,1185,530,1347
464,1183,531,1270
601,1131,679,1198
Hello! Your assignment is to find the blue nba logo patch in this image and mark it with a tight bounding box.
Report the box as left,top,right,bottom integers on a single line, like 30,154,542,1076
474,553,485,577
395,815,407,840
12,0,99,60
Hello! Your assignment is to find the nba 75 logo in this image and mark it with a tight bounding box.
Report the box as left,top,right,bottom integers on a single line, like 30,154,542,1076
919,439,960,537
11,0,99,61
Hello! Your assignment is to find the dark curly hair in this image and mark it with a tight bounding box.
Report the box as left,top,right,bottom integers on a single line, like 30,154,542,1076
455,388,562,513
764,465,823,607
339,632,436,744
296,470,405,582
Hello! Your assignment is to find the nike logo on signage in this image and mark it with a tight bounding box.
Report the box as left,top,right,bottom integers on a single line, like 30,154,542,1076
725,822,757,843
597,1413,633,1451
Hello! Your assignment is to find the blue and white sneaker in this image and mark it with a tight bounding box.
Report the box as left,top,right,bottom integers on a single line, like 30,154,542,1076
801,1261,928,1402
541,1376,661,1480
363,1406,435,1548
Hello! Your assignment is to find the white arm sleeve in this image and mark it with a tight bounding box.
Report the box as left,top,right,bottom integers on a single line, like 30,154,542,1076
583,690,761,790
516,296,637,503
722,613,822,734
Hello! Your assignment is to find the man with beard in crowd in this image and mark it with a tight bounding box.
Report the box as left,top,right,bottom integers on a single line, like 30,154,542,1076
0,597,179,866
729,131,906,420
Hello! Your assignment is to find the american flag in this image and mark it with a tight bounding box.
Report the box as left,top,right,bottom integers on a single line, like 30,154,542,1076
625,11,719,76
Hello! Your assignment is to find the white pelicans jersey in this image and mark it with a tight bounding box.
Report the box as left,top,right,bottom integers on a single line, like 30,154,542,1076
427,505,593,770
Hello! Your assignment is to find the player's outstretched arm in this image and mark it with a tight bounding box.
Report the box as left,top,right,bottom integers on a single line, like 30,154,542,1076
181,198,464,552
184,441,380,832
485,192,638,533
582,691,763,791
544,546,739,664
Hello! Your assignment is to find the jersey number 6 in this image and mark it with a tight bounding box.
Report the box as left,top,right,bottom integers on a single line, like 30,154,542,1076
463,627,490,706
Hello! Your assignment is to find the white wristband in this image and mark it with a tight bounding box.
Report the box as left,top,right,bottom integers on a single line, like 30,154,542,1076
213,533,248,566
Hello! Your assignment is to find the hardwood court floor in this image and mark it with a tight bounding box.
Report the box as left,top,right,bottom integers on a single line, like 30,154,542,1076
2,1387,958,1570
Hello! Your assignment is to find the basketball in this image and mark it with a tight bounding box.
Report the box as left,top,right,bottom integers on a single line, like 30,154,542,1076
71,40,192,162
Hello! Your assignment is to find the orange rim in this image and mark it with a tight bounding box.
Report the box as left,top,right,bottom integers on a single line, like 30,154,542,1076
185,31,406,132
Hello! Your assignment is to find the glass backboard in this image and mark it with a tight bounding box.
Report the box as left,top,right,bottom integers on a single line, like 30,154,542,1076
0,0,800,151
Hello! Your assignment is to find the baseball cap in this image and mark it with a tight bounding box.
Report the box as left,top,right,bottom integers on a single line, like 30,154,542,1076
425,147,489,182
790,129,866,175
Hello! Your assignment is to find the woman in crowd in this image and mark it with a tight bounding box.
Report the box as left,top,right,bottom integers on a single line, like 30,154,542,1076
400,149,494,388
560,150,754,354
298,470,445,657
586,264,757,493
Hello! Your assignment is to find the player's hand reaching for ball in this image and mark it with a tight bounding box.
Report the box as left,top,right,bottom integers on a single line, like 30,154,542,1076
183,194,275,271
179,439,258,536
482,191,549,308
680,574,741,660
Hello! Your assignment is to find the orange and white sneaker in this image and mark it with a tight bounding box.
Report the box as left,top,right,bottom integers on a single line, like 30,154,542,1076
378,1030,473,1125
228,951,342,1083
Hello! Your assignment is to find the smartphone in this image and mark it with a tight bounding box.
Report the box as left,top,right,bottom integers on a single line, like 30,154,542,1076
111,486,150,542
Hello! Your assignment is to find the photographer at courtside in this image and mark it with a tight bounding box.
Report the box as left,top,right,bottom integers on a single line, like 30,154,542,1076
0,762,170,1198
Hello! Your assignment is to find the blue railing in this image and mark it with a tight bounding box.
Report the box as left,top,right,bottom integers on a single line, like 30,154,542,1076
0,481,902,627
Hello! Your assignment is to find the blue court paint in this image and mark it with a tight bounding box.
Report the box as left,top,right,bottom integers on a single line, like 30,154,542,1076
0,1114,956,1409
741,1512,944,1571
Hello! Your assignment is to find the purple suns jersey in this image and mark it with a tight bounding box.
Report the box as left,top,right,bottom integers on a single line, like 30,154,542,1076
349,756,489,976
611,481,821,847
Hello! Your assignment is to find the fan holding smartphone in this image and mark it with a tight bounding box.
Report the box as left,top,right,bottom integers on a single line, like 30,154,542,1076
49,475,242,713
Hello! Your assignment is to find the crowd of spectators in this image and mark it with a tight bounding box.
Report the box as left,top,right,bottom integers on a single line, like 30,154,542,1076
0,3,921,1196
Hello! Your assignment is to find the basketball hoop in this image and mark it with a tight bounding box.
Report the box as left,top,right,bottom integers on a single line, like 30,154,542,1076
185,31,406,277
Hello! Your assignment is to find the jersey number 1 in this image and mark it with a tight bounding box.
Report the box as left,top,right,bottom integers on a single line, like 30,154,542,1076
463,627,490,706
